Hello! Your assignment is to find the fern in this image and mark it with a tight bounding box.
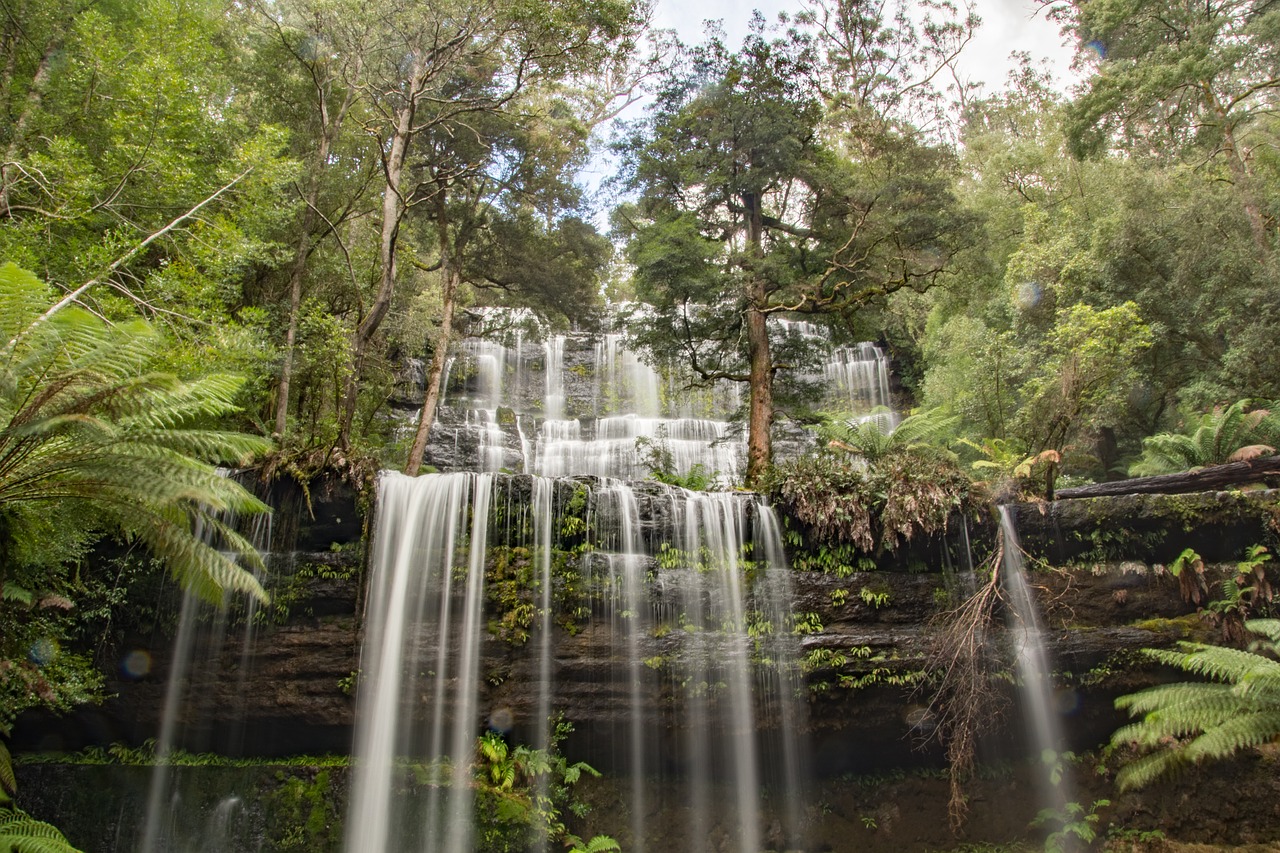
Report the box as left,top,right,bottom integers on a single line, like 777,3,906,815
567,835,621,853
0,807,85,853
1130,400,1280,475
1111,619,1280,789
0,264,271,604
816,406,959,463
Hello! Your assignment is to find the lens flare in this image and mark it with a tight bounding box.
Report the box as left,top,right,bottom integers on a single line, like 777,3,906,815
122,649,153,678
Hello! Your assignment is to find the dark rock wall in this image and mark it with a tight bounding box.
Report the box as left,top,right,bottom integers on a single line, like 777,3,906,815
17,482,1280,770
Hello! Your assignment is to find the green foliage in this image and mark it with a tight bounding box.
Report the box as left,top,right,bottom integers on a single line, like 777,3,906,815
816,407,960,463
0,806,84,853
470,720,605,853
1130,400,1280,475
768,437,971,553
267,769,340,851
1110,619,1280,790
566,836,620,853
1204,545,1275,644
1031,798,1109,853
792,611,824,635
635,432,717,490
858,586,891,609
0,264,272,605
1014,302,1153,455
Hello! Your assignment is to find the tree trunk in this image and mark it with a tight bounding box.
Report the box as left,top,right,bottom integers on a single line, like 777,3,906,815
1,38,58,218
404,258,458,476
742,192,773,487
336,65,419,449
275,195,318,439
274,70,357,440
1054,455,1280,500
1210,96,1271,256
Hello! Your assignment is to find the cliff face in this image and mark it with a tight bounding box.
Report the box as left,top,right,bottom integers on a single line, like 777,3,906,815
21,476,1276,774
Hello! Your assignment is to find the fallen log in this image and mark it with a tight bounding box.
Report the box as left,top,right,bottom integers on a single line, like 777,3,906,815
1055,455,1280,500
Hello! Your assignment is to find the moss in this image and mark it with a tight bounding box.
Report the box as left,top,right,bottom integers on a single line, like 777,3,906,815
1130,613,1206,639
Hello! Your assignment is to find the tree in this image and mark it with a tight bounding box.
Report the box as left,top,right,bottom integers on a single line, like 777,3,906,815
618,27,824,485
1129,400,1280,475
246,0,378,441
1014,301,1152,454
918,61,1276,475
1062,0,1280,253
789,0,980,139
401,94,612,475
332,0,643,448
619,22,973,485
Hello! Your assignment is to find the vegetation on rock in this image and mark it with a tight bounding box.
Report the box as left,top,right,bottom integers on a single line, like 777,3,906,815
1111,619,1280,791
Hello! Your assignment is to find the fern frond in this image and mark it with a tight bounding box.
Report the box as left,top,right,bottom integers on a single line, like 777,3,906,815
0,806,84,853
1186,710,1280,762
1114,745,1193,791
0,266,272,605
1131,400,1280,475
1112,620,1280,789
1244,619,1280,645
1144,643,1280,686
0,741,14,798
1115,681,1243,720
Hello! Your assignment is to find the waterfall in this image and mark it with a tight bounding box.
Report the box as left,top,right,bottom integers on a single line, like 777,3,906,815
771,318,899,429
998,506,1070,813
344,472,492,853
345,472,807,852
138,501,272,853
544,335,566,423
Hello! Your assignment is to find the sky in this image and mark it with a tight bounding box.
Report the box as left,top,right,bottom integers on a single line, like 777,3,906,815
650,0,1080,96
582,0,1081,216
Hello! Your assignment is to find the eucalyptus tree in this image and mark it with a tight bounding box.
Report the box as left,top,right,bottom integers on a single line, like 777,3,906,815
246,0,381,442
401,98,612,474
618,22,973,485
789,0,981,139
330,0,644,449
1062,0,1280,254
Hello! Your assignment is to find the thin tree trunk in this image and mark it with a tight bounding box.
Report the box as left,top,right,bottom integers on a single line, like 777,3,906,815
4,170,252,354
1209,94,1270,256
404,242,458,475
1,38,58,218
337,64,419,449
743,193,773,487
275,200,318,439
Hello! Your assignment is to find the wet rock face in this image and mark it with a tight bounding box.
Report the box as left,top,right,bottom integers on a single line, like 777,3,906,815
29,478,1280,773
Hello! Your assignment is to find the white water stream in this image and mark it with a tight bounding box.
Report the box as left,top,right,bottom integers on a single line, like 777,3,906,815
998,506,1071,815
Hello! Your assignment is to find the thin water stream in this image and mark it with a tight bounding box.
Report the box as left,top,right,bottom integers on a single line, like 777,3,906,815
998,506,1071,815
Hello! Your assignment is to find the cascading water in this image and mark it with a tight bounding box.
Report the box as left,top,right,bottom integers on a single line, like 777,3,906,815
346,477,808,851
138,505,272,853
771,318,899,430
345,311,918,850
998,506,1070,814
344,472,492,853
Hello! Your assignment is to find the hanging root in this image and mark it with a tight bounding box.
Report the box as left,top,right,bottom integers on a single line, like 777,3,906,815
916,540,1010,834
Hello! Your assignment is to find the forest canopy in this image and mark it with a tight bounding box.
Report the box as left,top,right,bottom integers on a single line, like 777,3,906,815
0,0,1275,486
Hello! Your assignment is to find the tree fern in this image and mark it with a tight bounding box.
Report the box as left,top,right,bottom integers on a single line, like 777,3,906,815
1130,400,1280,475
816,407,959,463
0,807,84,853
1111,619,1280,789
567,835,621,853
0,263,271,603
